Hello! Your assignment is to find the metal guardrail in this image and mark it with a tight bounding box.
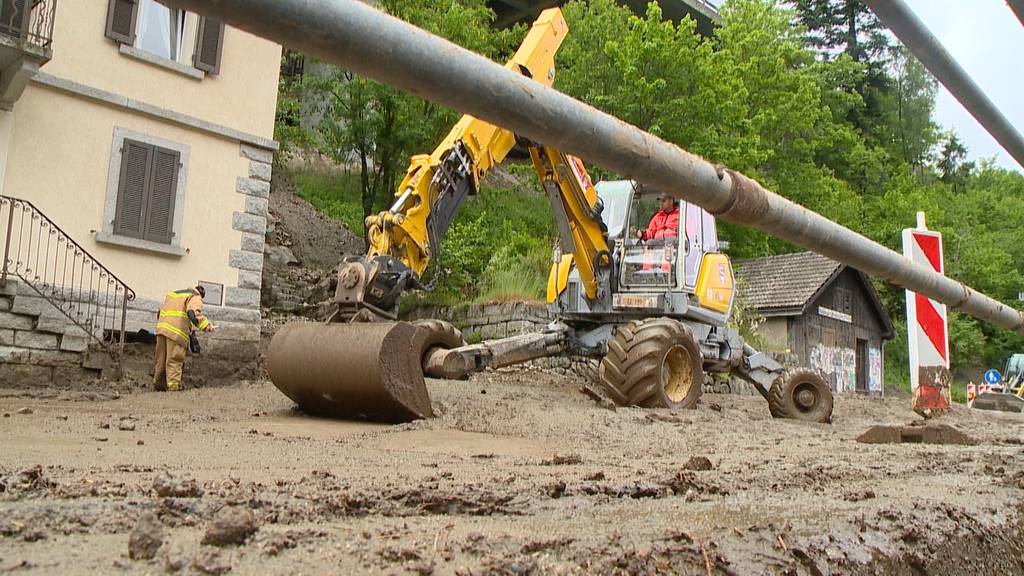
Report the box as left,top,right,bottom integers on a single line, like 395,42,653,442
0,0,56,49
0,195,135,355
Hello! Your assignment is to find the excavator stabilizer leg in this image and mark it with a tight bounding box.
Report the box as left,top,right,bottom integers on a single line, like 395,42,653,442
267,321,433,422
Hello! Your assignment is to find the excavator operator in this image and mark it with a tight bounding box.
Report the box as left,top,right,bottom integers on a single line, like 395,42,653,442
637,193,680,243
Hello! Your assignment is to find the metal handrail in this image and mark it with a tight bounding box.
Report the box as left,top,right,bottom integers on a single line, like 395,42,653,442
0,195,136,356
0,0,57,49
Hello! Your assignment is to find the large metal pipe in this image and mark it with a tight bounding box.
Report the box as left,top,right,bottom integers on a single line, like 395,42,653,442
1009,0,1024,28
863,0,1024,170
163,0,1024,335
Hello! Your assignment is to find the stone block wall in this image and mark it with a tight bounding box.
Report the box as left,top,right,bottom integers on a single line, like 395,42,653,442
0,275,262,388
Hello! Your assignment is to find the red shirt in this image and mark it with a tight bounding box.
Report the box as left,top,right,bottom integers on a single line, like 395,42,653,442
641,206,680,241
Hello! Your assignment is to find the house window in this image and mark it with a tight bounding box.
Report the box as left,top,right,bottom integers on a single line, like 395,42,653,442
105,0,225,75
136,0,183,62
99,128,189,256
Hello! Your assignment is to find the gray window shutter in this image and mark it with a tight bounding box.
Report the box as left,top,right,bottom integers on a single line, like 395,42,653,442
143,147,180,244
105,0,138,44
113,139,153,239
193,17,225,75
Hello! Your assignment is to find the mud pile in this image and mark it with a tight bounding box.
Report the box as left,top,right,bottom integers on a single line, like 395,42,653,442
0,372,1022,574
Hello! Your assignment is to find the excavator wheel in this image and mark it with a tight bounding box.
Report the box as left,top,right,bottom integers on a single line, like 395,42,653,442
767,368,833,423
412,319,466,366
267,321,434,422
599,318,704,410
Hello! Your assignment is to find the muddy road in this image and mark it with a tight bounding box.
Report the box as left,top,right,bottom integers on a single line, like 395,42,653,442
1,371,1022,575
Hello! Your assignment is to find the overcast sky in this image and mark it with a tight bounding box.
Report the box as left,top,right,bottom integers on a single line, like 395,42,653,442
905,0,1023,173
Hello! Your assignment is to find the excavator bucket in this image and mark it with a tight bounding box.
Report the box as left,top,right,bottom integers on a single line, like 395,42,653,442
266,321,433,422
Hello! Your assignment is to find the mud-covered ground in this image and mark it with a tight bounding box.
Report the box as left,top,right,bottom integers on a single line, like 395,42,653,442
1,371,1023,575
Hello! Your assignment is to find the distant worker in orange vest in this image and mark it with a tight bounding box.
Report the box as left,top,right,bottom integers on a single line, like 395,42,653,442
154,285,215,391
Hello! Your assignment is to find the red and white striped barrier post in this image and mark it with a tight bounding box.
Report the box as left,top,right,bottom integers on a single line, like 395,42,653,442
903,212,951,416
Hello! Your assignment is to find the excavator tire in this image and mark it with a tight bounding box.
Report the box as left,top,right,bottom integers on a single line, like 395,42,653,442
411,319,470,380
412,319,465,363
267,321,433,422
767,368,833,423
599,318,703,410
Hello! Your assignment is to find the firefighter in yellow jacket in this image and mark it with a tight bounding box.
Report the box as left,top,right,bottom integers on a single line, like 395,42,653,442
154,285,215,391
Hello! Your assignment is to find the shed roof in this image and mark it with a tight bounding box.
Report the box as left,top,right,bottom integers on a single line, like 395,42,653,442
734,252,894,338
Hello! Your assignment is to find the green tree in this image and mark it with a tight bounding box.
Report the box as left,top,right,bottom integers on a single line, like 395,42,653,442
301,0,518,235
791,0,889,63
937,131,973,191
882,46,939,169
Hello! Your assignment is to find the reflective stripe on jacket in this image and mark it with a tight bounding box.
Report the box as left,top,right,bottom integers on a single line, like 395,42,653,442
156,289,209,345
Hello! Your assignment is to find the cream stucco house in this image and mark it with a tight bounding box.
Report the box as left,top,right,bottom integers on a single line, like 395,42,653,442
0,0,280,381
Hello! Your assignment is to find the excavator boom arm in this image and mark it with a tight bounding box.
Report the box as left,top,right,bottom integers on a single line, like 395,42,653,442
365,8,567,280
333,8,608,319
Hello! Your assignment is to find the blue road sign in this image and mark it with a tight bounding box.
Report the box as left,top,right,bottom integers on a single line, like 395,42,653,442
984,369,1001,385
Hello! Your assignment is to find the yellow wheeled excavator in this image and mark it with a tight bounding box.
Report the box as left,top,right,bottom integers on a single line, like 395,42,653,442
266,8,834,423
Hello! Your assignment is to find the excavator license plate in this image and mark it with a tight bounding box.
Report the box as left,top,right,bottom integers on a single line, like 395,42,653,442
613,293,661,310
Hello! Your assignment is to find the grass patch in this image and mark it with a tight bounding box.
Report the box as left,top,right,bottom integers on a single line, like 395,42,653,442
288,166,365,236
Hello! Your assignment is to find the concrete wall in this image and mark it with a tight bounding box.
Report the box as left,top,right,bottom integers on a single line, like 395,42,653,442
44,0,280,140
6,87,249,297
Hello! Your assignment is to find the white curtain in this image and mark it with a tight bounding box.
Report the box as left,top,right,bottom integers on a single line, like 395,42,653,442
136,0,184,61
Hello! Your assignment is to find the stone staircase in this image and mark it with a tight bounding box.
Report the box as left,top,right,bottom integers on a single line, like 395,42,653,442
0,279,112,385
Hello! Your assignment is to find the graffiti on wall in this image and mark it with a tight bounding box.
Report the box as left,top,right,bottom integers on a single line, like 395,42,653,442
868,347,882,392
809,343,856,392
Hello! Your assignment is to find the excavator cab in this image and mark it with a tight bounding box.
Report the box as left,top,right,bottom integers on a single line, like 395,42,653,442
591,181,734,322
622,191,682,287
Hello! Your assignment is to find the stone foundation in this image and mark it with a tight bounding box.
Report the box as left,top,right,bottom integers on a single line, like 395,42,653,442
0,278,261,388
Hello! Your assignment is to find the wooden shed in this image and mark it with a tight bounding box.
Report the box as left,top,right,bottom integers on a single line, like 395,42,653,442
735,252,895,394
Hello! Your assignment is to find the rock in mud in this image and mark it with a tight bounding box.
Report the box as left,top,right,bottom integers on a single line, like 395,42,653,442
153,473,203,498
15,407,32,415
164,552,187,573
683,456,713,471
545,481,567,498
192,549,232,575
542,453,582,466
259,532,297,556
857,424,976,445
267,245,298,267
1,466,51,497
202,506,258,546
128,512,164,560
118,419,136,431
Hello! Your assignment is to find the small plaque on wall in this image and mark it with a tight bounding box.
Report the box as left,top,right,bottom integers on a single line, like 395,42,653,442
198,281,224,306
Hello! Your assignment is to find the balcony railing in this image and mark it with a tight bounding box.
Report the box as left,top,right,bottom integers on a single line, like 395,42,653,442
0,0,56,50
0,195,135,356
